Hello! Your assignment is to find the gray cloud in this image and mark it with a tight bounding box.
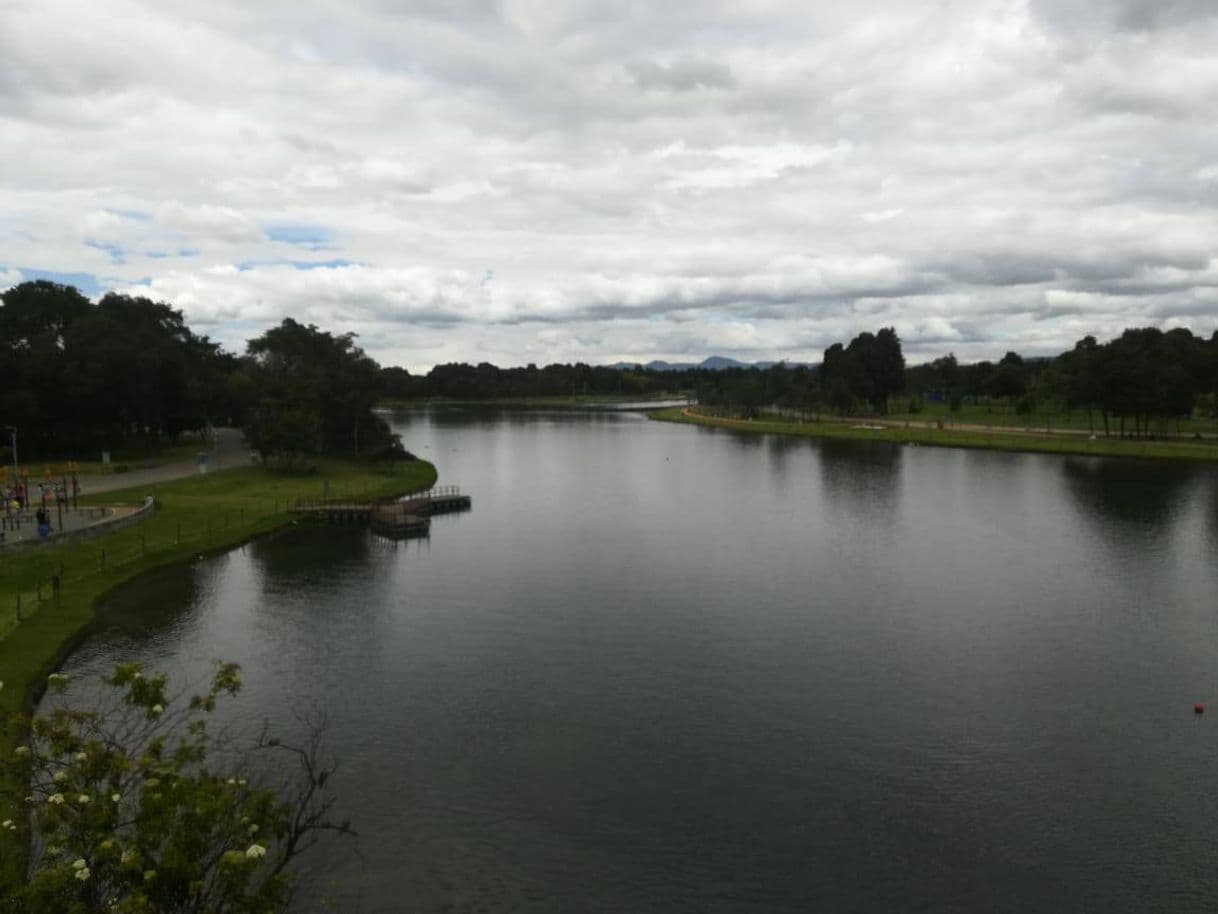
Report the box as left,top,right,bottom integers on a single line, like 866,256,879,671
627,58,736,92
1031,0,1218,34
1,0,1217,370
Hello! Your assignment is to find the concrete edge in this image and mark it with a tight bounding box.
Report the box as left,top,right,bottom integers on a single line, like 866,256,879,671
0,496,156,554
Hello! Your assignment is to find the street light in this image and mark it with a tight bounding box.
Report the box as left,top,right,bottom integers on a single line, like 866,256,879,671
1,425,15,480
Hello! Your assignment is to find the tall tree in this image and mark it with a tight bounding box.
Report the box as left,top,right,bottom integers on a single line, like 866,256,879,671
243,319,396,463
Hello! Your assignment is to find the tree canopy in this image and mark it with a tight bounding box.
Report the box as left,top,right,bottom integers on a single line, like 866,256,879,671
0,282,239,458
242,319,399,464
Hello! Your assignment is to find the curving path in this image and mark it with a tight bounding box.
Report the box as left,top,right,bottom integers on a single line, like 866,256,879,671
80,428,252,495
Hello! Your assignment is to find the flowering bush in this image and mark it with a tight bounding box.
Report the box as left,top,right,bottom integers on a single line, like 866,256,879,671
2,663,350,914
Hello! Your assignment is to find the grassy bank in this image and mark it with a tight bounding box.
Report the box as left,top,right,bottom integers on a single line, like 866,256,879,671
0,457,436,892
881,400,1218,436
650,407,1218,462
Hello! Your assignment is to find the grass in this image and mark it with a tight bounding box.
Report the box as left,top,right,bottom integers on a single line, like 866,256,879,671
650,407,1218,463
882,400,1218,436
0,457,437,893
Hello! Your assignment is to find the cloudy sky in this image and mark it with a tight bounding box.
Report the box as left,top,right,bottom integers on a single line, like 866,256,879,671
3,0,1217,370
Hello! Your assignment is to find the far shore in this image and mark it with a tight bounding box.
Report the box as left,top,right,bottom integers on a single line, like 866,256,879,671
379,394,689,411
650,406,1218,463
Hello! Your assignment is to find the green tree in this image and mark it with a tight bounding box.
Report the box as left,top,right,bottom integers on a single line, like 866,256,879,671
0,283,232,457
243,319,397,464
3,663,349,914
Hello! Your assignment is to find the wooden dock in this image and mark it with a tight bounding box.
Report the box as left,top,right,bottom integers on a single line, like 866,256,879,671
290,486,471,539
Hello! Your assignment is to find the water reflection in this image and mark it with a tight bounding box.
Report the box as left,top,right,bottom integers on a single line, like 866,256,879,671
399,404,638,430
248,524,374,582
1060,457,1198,530
94,562,206,638
1210,477,1218,549
816,437,904,517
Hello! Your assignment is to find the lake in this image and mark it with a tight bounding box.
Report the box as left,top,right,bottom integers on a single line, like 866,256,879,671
57,408,1218,912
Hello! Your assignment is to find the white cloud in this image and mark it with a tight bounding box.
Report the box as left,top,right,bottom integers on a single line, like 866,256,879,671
2,0,1218,369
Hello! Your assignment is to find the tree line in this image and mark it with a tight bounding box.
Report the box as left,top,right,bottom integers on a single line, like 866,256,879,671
5,280,1218,461
696,326,1218,437
0,281,398,464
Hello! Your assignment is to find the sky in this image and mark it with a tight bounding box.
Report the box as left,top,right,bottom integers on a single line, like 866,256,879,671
2,0,1217,371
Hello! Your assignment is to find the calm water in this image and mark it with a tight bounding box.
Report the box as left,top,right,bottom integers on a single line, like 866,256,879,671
58,410,1218,913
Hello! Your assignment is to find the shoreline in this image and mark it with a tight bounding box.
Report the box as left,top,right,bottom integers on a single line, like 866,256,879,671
379,395,689,412
0,458,437,893
650,406,1218,463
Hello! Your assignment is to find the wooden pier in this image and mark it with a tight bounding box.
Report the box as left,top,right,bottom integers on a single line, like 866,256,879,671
290,486,471,539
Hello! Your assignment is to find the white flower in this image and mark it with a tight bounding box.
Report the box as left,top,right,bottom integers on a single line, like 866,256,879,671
73,752,87,763
14,746,29,757
248,823,259,835
72,858,87,870
1,820,11,828
75,867,90,881
245,844,266,860
52,771,67,783
111,793,121,803
143,779,160,789
77,794,91,804
150,704,163,716
143,870,156,882
25,796,35,804
47,793,65,805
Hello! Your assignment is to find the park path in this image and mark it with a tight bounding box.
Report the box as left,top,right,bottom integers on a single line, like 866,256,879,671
81,428,251,495
2,430,252,547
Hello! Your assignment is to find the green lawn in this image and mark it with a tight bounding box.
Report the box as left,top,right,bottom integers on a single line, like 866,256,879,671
881,400,1218,436
0,458,436,892
651,407,1218,462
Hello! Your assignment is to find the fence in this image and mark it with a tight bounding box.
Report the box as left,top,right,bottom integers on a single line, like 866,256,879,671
1,496,285,640
0,476,435,640
291,484,456,511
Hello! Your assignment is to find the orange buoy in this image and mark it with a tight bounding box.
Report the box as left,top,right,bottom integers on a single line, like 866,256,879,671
1195,703,1205,715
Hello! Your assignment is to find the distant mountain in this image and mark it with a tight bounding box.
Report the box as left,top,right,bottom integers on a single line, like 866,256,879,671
608,356,812,372
698,356,748,370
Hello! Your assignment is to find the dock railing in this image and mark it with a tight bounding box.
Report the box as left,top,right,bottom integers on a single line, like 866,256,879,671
292,485,462,512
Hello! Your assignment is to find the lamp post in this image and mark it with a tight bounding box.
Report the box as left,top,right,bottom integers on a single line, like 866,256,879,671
2,425,15,482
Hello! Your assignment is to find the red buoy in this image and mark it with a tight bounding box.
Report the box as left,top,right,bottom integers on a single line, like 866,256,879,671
1195,703,1205,715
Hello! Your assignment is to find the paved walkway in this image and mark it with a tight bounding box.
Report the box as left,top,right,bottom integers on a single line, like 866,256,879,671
1,504,142,547
80,428,252,495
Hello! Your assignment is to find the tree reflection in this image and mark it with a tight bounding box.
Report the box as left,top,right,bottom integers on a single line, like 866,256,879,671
1060,457,1197,531
816,437,904,523
248,524,372,580
94,561,206,638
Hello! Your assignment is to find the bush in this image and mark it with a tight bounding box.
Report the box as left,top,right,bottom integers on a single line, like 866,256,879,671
3,663,350,914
